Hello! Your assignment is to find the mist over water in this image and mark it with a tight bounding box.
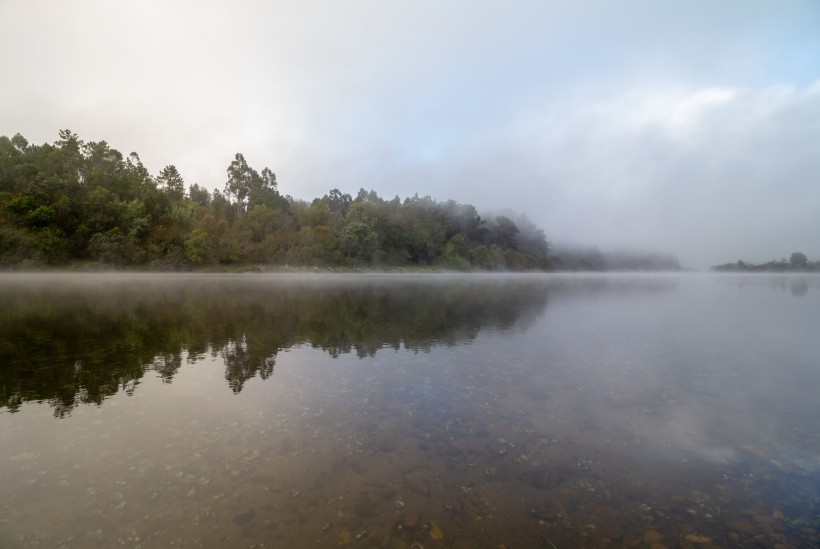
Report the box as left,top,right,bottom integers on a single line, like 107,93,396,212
1,273,819,547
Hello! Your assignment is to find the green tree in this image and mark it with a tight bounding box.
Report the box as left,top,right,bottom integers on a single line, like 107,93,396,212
157,165,185,202
323,188,352,215
397,197,446,264
489,216,519,249
790,252,808,269
83,141,127,194
339,221,379,262
184,228,209,264
188,183,211,206
11,133,29,152
248,166,285,209
25,205,55,229
225,153,261,213
123,199,150,239
56,130,83,185
442,234,471,270
89,228,125,263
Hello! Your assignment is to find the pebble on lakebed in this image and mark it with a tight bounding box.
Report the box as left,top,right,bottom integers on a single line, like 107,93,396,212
403,512,420,529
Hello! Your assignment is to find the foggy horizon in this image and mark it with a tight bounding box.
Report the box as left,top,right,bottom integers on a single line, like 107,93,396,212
2,1,819,270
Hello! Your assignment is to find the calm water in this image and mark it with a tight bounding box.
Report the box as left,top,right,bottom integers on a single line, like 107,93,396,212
1,273,819,548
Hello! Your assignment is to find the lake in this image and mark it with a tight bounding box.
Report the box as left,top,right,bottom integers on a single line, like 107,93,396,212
1,272,819,548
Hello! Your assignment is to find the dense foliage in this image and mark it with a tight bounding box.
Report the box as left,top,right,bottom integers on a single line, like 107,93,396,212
0,130,551,270
711,252,820,272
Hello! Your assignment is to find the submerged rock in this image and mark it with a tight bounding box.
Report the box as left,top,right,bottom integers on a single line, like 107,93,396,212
643,529,664,544
683,533,712,545
353,494,379,518
233,509,255,526
403,512,420,529
530,468,565,490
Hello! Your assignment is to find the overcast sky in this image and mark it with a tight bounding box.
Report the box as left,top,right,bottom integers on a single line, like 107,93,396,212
1,1,818,268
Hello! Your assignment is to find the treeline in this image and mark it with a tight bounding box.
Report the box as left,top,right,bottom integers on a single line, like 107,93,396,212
551,245,682,271
0,130,551,270
711,252,820,272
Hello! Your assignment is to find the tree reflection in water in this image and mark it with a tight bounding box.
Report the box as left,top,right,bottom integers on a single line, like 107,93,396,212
0,274,554,416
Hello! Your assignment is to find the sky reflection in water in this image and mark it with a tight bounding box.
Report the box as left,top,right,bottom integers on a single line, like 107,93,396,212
1,273,819,548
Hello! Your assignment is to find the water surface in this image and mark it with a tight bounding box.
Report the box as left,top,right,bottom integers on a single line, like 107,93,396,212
1,273,819,548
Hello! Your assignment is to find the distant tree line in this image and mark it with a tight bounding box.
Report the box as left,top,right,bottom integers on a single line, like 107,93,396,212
711,252,820,272
550,245,682,271
0,130,551,270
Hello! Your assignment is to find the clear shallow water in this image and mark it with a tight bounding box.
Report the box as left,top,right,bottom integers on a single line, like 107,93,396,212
1,273,819,548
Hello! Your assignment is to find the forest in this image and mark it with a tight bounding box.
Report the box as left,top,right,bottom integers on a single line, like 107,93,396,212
0,130,551,270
